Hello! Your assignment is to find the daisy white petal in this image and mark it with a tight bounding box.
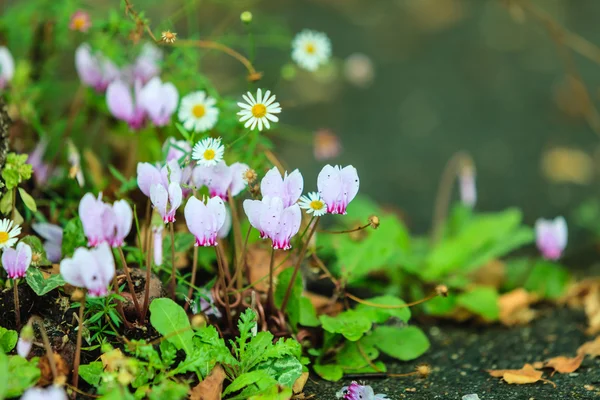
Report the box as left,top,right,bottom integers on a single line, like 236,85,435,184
291,30,332,72
192,137,225,166
237,89,282,132
178,91,219,133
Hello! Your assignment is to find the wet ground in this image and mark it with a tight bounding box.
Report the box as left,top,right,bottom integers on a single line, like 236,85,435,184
305,307,600,399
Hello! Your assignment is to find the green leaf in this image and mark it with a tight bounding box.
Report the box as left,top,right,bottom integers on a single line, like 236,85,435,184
335,340,380,371
365,326,430,361
298,297,320,327
61,217,87,258
313,363,343,382
6,356,41,397
525,261,570,300
0,352,7,399
160,340,177,367
456,287,500,320
0,327,17,353
0,191,13,214
26,268,66,296
18,188,36,212
162,232,195,268
274,268,302,327
175,122,191,141
223,370,275,396
320,310,372,341
355,295,411,324
248,385,293,400
20,236,51,267
150,298,194,355
2,169,19,190
79,362,103,386
256,355,303,388
148,380,189,400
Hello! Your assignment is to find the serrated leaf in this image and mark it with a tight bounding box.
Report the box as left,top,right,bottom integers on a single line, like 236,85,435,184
223,370,275,397
17,188,36,212
320,310,372,341
26,268,65,296
149,298,194,355
2,169,19,190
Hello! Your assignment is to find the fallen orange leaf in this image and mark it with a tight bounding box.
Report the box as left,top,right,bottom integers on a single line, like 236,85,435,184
498,289,538,326
578,336,600,358
561,279,600,334
190,364,225,400
487,364,555,387
544,354,584,374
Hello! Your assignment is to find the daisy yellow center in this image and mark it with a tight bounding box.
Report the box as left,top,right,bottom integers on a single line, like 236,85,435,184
73,16,86,30
310,200,324,210
192,104,206,118
0,231,8,244
305,43,316,54
251,104,267,118
203,149,216,160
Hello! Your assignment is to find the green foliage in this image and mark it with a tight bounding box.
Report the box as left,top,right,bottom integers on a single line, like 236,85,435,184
364,326,430,361
355,295,411,324
0,327,18,353
149,298,195,355
320,310,372,341
456,287,500,321
26,268,65,296
20,235,51,267
1,153,32,190
525,261,570,300
3,356,41,398
79,361,103,387
61,217,87,258
274,267,303,328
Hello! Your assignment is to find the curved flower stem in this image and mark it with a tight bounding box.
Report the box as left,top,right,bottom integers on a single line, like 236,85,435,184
184,246,199,312
169,222,176,301
227,190,243,277
13,279,20,329
29,316,57,382
122,0,258,77
72,295,86,392
318,222,370,235
430,151,474,244
141,231,154,322
111,276,133,329
117,247,142,319
280,217,320,312
65,384,101,399
266,246,276,315
230,225,252,291
345,290,440,309
143,198,151,252
215,245,233,331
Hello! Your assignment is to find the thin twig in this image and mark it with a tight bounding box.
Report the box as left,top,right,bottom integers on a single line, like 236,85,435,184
118,247,142,318
184,246,199,312
141,229,154,322
72,297,86,392
169,222,176,301
13,280,20,329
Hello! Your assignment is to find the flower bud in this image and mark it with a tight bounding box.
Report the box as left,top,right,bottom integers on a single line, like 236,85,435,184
191,314,207,329
240,11,253,24
435,285,448,298
368,215,380,230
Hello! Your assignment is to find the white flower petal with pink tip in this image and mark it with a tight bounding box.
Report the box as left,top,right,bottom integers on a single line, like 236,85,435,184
317,164,359,215
79,193,105,246
535,216,567,260
136,162,163,197
17,337,32,358
260,167,304,208
0,46,15,90
138,77,179,127
60,243,115,298
75,43,119,92
22,385,67,400
2,242,32,279
243,199,266,239
185,196,226,247
111,200,133,247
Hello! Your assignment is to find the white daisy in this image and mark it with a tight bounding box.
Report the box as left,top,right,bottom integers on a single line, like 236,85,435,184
192,137,224,166
298,192,327,217
0,219,21,249
291,30,332,72
178,91,219,133
237,89,281,132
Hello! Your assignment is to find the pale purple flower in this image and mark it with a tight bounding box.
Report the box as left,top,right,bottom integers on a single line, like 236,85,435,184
218,206,232,239
17,337,32,358
0,46,15,90
60,243,115,297
163,137,191,163
27,140,52,187
153,225,163,266
336,382,388,400
22,385,67,400
459,165,476,208
2,242,32,279
75,43,119,92
151,182,182,223
317,165,359,215
138,77,179,127
106,79,146,130
32,223,63,263
106,200,133,247
123,43,162,84
137,159,182,197
184,196,226,247
193,161,249,200
193,289,221,318
69,10,92,32
79,194,133,247
535,216,567,260
260,167,303,208
78,193,105,246
243,196,301,250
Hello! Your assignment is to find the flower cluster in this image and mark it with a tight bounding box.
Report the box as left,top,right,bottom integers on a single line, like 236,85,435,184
79,193,133,247
193,160,249,200
137,159,184,223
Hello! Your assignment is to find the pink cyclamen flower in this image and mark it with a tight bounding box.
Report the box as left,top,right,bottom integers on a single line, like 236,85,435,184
317,165,359,215
193,288,222,318
336,382,389,400
163,137,191,163
243,196,301,250
17,337,32,358
260,167,303,208
218,206,232,239
184,196,226,247
151,182,183,223
535,216,567,260
106,80,147,130
314,129,341,161
27,139,53,187
32,223,63,263
75,43,119,92
69,10,92,32
193,161,249,200
79,193,133,247
0,46,15,90
60,243,115,297
153,225,163,266
22,385,68,400
138,77,179,127
124,43,162,84
137,159,182,197
459,164,476,208
2,242,32,279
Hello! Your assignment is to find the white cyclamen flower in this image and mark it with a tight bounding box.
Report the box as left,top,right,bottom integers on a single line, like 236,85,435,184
0,219,21,249
299,192,327,217
0,46,15,89
291,30,332,71
192,137,224,167
237,89,281,131
178,91,219,133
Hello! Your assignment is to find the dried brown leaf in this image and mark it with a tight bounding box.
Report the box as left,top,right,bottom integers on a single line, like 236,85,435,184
545,354,584,374
471,259,506,289
578,336,600,358
487,364,555,387
292,372,309,394
190,364,225,400
561,279,600,334
498,288,538,326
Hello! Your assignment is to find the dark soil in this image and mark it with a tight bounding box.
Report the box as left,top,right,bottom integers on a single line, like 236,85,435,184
305,307,600,399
